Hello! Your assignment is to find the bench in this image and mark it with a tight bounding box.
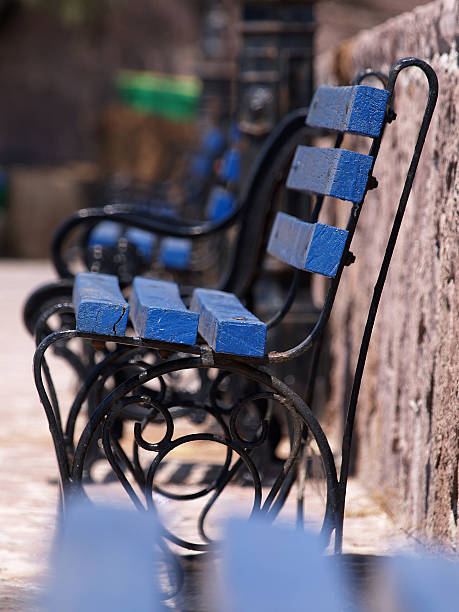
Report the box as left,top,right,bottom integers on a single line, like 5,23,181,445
33,58,437,574
73,126,241,281
87,147,241,274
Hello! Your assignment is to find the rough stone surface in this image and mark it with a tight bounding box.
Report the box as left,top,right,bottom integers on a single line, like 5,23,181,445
316,0,458,550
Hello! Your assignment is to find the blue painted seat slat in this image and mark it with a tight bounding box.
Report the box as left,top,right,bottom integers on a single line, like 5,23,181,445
267,212,348,278
88,221,123,248
129,277,199,345
73,272,129,336
287,146,373,203
307,85,389,138
190,289,267,357
159,237,192,270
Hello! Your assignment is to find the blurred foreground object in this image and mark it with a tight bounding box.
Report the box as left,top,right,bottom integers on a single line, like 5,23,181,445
217,519,459,612
218,518,352,612
45,502,161,612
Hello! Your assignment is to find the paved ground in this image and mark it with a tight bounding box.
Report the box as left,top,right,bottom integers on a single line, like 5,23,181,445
0,260,414,611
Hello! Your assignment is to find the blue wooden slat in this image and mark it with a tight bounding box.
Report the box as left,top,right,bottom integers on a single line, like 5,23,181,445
159,237,192,270
307,85,389,137
287,146,373,203
87,223,156,263
124,228,156,262
202,127,226,156
219,149,241,184
190,289,266,357
267,212,348,278
73,272,129,336
88,221,122,248
205,187,236,222
129,277,199,344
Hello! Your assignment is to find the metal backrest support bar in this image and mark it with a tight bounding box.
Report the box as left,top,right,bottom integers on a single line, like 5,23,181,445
335,57,439,551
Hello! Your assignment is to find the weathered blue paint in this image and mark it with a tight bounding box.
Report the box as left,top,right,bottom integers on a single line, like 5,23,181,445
205,187,236,222
124,227,156,262
202,127,226,156
73,272,129,336
159,237,192,270
267,212,348,278
287,146,373,203
307,85,389,138
88,221,122,248
190,288,266,357
219,149,241,184
129,277,199,344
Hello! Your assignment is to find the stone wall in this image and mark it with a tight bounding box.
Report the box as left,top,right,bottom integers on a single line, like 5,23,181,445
316,0,458,549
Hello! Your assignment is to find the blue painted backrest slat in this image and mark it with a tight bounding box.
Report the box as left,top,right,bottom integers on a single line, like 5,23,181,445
88,221,122,248
124,228,156,262
287,146,373,203
307,85,389,138
205,187,236,222
218,149,241,184
73,272,129,336
159,237,192,270
267,212,348,278
202,127,226,157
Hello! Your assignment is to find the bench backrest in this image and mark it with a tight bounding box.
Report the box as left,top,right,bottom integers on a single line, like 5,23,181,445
264,59,438,556
265,84,389,279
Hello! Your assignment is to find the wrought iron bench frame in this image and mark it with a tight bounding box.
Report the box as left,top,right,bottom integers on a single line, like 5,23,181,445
32,59,437,563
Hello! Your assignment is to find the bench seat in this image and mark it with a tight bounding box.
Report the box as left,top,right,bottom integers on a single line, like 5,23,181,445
73,272,267,356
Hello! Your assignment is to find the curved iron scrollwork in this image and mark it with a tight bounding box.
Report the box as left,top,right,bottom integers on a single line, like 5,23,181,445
34,328,338,555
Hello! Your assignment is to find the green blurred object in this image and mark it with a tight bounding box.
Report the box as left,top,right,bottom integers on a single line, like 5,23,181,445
116,71,202,122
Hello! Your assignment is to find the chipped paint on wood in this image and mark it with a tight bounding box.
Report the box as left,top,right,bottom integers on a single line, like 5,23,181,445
73,272,129,336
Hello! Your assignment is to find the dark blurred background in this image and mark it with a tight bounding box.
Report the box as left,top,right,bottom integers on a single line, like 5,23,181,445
0,0,431,256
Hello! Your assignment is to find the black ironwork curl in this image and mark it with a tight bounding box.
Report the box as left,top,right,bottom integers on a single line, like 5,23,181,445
229,392,272,448
34,333,338,547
